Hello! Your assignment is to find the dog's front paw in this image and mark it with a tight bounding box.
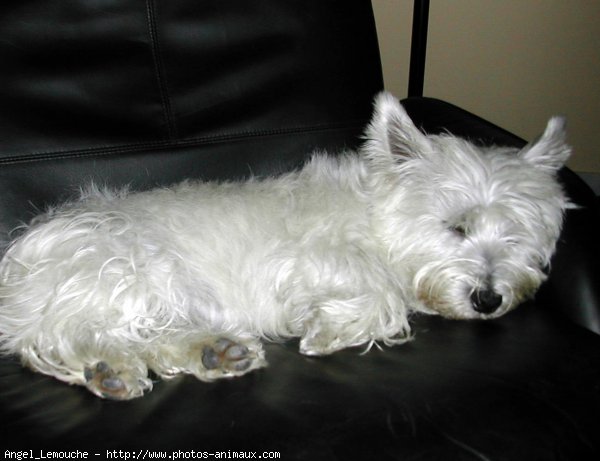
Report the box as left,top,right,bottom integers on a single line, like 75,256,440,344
299,335,342,356
299,312,346,356
84,361,152,400
299,306,377,356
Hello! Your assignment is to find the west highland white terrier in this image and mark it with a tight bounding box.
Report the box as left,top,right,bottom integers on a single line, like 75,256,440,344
0,92,571,399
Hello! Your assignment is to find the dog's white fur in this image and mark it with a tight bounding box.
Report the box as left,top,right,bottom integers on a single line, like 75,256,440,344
0,92,571,399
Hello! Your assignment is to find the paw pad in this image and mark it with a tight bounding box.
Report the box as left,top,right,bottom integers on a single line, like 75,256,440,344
202,338,253,373
84,361,148,400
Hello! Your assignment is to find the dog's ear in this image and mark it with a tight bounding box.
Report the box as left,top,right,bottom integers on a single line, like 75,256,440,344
519,116,571,172
364,92,431,162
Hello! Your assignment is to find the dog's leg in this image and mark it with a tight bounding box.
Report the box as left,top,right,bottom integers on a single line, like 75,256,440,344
14,342,154,400
82,336,265,398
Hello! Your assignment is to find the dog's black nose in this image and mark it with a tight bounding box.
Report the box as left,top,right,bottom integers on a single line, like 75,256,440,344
470,289,503,314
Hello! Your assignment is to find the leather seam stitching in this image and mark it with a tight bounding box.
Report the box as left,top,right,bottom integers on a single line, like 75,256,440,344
0,122,365,165
145,0,178,140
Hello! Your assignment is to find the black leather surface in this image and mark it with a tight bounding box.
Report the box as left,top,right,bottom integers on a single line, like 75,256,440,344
0,0,382,235
2,305,600,458
0,0,381,156
1,1,600,459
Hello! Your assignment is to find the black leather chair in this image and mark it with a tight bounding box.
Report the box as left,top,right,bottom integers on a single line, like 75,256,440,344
1,1,599,458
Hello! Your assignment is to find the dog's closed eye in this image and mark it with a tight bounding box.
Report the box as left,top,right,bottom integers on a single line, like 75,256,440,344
449,224,468,238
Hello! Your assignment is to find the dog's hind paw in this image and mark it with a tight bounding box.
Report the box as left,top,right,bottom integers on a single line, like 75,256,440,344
199,337,266,379
84,361,152,400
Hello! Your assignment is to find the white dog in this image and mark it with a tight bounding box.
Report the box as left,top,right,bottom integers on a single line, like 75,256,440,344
0,93,571,399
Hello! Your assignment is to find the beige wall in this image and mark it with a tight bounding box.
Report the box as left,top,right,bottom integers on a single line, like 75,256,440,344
372,0,600,174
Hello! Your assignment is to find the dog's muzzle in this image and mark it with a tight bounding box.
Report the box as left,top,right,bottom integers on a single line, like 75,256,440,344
470,288,503,314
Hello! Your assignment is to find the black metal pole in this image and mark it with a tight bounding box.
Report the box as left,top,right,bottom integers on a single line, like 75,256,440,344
408,0,430,98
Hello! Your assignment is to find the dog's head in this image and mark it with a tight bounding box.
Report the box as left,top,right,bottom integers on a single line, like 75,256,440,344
364,92,571,319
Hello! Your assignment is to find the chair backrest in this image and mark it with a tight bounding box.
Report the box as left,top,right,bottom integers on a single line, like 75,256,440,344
0,0,384,237
408,0,430,98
